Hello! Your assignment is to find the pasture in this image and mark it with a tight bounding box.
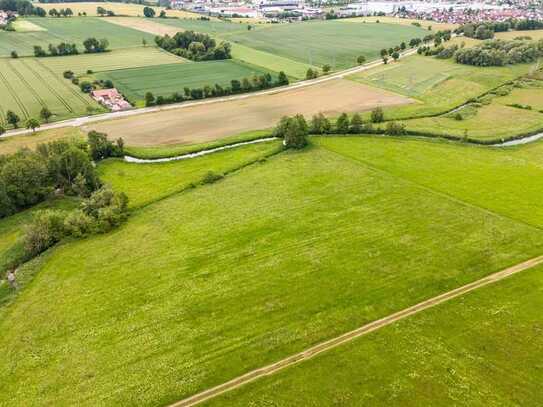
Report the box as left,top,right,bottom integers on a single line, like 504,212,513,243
88,79,410,145
212,263,543,406
96,60,277,102
2,136,543,405
350,55,534,119
0,58,102,126
222,20,427,69
396,80,543,141
40,46,185,75
0,17,155,56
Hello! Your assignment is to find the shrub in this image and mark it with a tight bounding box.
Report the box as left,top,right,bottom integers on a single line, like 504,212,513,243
202,171,224,184
309,113,331,134
23,209,66,258
350,113,363,133
385,121,406,136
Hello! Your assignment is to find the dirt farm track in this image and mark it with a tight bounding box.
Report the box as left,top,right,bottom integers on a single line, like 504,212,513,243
88,79,410,146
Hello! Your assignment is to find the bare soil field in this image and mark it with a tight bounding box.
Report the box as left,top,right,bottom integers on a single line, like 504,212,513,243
88,79,411,146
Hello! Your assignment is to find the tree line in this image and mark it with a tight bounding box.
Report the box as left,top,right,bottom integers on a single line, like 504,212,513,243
0,0,46,16
272,108,406,149
155,31,231,61
143,71,289,106
33,37,109,57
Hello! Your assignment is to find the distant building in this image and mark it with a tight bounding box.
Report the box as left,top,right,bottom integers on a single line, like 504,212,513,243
91,89,131,112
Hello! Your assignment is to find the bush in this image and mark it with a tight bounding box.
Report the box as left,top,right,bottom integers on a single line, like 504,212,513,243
384,121,406,136
23,209,66,258
202,171,224,185
63,70,74,79
309,113,331,134
274,115,308,149
335,113,350,134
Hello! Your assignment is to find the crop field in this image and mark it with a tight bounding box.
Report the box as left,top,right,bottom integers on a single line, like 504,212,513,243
342,16,459,31
212,263,543,406
0,58,102,125
2,136,543,405
221,21,427,69
0,17,155,56
349,55,533,119
154,16,251,35
96,60,277,102
88,79,410,145
0,127,83,155
104,17,315,79
37,2,202,18
40,46,185,75
495,29,543,41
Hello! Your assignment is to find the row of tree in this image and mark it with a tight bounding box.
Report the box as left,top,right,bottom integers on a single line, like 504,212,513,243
272,109,406,149
143,71,289,106
155,31,231,61
33,37,109,57
0,131,124,219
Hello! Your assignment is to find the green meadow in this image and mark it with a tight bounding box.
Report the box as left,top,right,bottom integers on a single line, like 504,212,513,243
349,55,533,119
0,17,155,57
211,263,543,406
96,59,278,102
2,137,543,405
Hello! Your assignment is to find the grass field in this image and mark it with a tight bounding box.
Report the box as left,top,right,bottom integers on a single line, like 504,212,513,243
96,60,277,102
0,17,155,56
495,29,543,41
221,20,427,69
2,137,543,405
0,57,103,125
37,2,203,18
39,46,185,75
342,16,459,31
98,140,282,207
211,263,543,406
395,80,543,141
349,55,534,119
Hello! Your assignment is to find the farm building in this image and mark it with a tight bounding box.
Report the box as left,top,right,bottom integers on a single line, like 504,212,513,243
91,89,131,111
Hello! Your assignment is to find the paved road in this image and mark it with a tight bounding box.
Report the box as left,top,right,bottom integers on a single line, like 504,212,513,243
168,254,543,406
1,49,417,139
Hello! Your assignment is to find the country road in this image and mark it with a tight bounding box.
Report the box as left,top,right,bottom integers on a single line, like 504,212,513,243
0,49,417,139
169,254,543,407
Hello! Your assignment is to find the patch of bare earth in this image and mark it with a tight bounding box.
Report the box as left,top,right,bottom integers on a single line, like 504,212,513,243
88,79,412,146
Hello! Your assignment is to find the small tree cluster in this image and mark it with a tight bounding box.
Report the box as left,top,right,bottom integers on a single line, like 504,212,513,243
454,39,543,66
23,186,128,258
273,115,308,149
83,37,109,53
155,31,231,61
47,7,73,17
96,6,115,16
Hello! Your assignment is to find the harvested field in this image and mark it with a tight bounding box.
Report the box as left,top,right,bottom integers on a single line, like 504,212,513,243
88,79,411,146
37,2,201,18
0,127,84,155
105,16,180,36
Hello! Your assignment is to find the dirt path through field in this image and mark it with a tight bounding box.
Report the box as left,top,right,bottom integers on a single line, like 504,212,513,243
169,254,543,407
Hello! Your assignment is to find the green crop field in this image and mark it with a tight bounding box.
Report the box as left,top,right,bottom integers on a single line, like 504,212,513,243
211,263,543,406
2,136,543,405
0,57,103,126
39,46,185,75
349,54,533,119
96,60,278,102
221,21,427,69
0,17,155,56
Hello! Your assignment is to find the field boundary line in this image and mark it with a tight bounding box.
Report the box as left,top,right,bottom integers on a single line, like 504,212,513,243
169,255,543,407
